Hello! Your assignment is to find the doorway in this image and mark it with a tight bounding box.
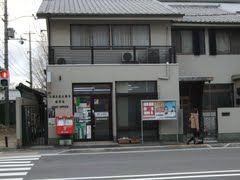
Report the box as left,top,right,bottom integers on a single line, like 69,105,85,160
180,81,204,138
73,84,112,141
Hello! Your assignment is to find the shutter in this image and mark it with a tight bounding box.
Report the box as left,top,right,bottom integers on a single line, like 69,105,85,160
209,29,217,55
192,30,200,56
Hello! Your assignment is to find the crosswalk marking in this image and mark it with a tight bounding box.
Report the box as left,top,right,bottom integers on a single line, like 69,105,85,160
0,161,31,164
0,164,34,167
0,155,40,180
0,167,31,172
0,158,39,161
0,172,27,177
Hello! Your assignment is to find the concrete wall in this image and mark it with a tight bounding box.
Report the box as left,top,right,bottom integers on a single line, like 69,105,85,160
47,64,180,141
50,20,172,46
178,55,240,83
218,107,240,141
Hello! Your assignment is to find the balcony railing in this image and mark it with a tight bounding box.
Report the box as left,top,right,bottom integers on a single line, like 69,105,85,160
49,46,176,65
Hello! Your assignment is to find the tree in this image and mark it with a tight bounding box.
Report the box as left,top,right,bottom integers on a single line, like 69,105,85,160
32,33,47,89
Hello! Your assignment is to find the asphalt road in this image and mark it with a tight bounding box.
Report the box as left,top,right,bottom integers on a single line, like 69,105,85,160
22,147,240,180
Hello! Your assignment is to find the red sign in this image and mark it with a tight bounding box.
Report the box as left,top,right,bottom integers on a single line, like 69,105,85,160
56,116,74,135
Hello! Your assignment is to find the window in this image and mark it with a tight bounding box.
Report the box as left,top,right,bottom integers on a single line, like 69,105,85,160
209,29,240,55
202,84,234,110
172,29,205,55
71,25,109,46
112,25,150,46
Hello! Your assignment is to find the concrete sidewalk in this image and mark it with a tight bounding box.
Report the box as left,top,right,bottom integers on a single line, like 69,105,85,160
1,140,240,156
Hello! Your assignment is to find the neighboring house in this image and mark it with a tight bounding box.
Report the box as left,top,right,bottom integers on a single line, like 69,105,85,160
37,0,240,144
166,2,240,141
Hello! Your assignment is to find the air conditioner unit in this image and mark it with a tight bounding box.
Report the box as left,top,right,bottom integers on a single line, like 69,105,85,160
148,48,159,63
121,52,134,63
57,58,66,64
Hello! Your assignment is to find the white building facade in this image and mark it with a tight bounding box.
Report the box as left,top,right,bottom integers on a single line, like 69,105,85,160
37,0,240,144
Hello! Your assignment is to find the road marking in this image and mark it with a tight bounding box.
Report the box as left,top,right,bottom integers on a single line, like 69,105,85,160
0,178,23,180
40,146,240,157
224,143,230,148
126,173,240,180
0,158,40,161
0,155,41,160
34,169,240,180
0,172,27,177
0,164,34,168
0,161,31,164
0,155,40,180
0,167,31,172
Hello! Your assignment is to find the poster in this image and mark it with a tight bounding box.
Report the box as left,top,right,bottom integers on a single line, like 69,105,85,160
141,100,176,121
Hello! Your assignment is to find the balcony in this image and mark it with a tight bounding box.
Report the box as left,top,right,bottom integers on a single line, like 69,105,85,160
49,46,176,65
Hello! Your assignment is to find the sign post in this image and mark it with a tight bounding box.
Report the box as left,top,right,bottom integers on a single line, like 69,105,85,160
141,99,177,144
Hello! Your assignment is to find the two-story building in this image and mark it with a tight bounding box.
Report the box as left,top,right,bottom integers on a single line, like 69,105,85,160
37,0,240,144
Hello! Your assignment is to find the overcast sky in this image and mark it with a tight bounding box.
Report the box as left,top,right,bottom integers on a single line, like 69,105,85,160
0,0,46,87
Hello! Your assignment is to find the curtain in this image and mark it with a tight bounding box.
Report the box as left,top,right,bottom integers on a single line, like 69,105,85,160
132,25,149,46
230,31,240,54
172,30,182,53
71,25,90,46
91,26,109,46
216,31,230,54
112,25,131,46
181,30,193,54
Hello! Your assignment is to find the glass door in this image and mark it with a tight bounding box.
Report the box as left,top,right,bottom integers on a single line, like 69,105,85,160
73,96,93,141
73,95,112,141
93,96,111,140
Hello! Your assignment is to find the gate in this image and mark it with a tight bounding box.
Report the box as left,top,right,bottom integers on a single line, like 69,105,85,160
22,104,47,146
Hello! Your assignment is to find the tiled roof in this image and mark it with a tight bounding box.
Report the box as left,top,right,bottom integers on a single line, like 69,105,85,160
169,4,240,23
37,0,181,17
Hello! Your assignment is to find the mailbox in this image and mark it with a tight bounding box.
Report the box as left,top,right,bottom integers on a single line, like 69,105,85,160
56,116,74,136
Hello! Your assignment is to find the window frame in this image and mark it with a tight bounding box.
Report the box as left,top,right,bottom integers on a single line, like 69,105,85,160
70,24,110,49
212,28,240,55
111,24,151,48
172,28,206,55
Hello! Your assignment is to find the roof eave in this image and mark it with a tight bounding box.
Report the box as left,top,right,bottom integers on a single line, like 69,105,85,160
37,13,184,19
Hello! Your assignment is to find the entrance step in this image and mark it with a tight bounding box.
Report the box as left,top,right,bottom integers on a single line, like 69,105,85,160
204,137,218,144
72,141,119,148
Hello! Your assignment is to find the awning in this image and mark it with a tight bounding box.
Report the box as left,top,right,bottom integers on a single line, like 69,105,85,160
179,76,214,82
232,74,240,81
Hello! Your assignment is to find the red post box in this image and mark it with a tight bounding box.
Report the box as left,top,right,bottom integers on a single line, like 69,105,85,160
56,116,74,136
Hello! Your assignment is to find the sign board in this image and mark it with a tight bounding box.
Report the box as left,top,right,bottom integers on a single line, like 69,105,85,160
141,100,177,121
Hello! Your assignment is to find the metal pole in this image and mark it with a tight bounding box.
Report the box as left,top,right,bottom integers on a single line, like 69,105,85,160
4,0,9,127
29,31,32,88
141,120,144,144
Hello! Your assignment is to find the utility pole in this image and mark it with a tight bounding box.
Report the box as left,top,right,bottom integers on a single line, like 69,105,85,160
24,31,35,88
4,0,9,126
29,31,33,88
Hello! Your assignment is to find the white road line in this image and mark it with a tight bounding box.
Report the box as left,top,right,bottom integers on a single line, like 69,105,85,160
0,155,41,160
0,158,40,161
0,178,23,180
0,172,27,177
224,143,230,148
0,164,34,168
126,173,240,180
0,161,31,164
34,169,240,180
0,167,31,172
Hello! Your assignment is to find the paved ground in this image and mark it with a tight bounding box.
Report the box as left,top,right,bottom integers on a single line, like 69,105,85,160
1,143,240,179
22,146,240,180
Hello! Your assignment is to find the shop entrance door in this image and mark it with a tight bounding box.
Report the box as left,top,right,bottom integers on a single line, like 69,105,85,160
73,95,112,141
